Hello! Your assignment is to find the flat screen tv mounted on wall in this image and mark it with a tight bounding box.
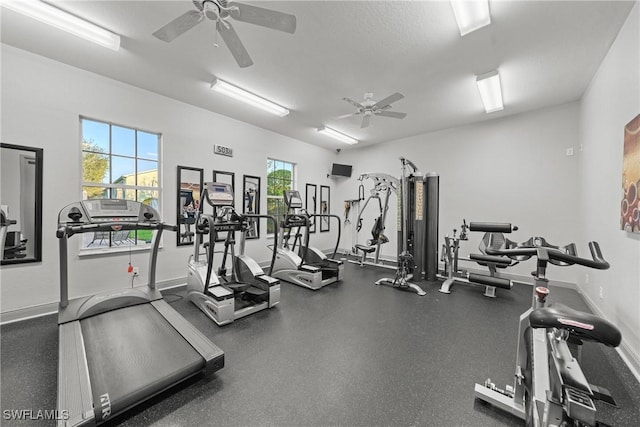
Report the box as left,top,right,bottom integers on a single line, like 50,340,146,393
331,163,352,177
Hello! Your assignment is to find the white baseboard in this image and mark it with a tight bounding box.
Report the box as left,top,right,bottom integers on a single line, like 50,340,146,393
578,288,640,383
0,277,188,325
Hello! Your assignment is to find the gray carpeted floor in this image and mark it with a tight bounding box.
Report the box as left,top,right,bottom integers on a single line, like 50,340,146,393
1,261,639,426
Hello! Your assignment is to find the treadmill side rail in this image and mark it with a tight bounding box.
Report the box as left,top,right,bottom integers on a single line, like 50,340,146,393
152,299,225,375
58,322,94,427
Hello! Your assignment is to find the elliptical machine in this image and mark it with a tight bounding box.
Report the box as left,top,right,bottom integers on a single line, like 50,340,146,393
270,189,344,290
474,237,621,426
187,182,280,326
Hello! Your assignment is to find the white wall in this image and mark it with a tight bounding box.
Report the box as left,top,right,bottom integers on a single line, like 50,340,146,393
0,44,339,314
335,102,582,283
577,3,640,375
1,148,23,229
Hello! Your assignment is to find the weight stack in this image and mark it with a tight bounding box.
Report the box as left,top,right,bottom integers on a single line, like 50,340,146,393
424,173,439,281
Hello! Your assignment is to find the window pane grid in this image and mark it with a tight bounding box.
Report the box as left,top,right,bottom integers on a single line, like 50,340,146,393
267,158,295,235
81,117,161,250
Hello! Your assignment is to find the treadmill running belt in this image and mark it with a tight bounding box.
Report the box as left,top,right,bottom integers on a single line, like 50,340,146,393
81,304,204,423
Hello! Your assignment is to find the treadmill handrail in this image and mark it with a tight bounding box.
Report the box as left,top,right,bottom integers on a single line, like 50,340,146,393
57,221,176,238
58,220,177,308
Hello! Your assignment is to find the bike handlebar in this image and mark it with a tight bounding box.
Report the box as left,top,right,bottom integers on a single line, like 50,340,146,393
486,241,609,270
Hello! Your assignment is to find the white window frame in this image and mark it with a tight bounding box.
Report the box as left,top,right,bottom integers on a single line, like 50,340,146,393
79,116,162,254
266,157,296,236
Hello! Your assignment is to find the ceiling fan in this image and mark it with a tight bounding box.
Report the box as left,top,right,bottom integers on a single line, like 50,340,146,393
339,92,407,128
152,0,296,68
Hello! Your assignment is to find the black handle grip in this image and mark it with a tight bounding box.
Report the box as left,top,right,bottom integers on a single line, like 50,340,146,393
469,253,513,267
486,241,609,270
469,222,517,233
468,273,512,289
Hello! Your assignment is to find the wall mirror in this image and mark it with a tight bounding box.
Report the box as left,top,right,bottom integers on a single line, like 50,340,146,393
305,183,317,233
177,166,203,246
213,170,235,241
243,175,260,239
320,185,330,232
1,143,43,265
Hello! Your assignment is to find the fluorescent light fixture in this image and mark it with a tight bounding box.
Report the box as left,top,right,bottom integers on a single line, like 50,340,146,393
476,70,504,113
450,0,491,36
317,126,358,145
210,77,289,117
1,0,120,51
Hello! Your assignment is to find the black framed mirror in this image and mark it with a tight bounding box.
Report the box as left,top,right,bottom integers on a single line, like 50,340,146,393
177,166,203,246
320,185,330,232
243,175,260,239
213,170,235,241
305,183,317,234
1,143,43,265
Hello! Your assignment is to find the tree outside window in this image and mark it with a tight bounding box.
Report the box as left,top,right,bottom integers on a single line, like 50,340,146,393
267,158,295,234
81,118,160,249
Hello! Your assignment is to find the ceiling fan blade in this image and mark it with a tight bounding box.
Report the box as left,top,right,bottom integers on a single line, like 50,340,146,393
343,98,364,109
337,113,356,120
217,21,254,68
376,111,407,119
230,2,296,34
361,115,371,128
153,10,203,42
372,92,404,109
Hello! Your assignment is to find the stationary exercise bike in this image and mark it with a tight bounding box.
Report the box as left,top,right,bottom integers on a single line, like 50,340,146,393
187,182,280,326
474,237,621,426
439,220,519,298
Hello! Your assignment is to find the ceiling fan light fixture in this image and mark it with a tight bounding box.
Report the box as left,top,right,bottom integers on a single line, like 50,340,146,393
476,70,504,113
1,0,120,51
317,126,358,145
450,0,491,36
210,78,289,117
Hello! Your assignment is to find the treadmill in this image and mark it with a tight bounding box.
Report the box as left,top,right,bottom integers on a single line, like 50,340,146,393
56,199,224,426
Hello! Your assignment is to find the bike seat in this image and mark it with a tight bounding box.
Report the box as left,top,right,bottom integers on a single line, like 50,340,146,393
529,303,621,347
355,244,376,254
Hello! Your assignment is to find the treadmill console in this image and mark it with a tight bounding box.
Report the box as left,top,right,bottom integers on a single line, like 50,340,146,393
284,190,303,209
58,199,160,225
205,182,234,207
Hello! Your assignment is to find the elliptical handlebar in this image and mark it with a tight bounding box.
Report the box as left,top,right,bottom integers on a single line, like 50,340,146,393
307,213,342,259
486,241,609,270
244,213,279,274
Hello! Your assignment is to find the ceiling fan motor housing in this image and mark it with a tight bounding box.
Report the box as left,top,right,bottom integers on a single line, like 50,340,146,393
203,1,221,20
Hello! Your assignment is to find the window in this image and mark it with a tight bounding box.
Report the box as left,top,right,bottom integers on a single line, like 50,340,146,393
267,158,295,234
81,117,160,250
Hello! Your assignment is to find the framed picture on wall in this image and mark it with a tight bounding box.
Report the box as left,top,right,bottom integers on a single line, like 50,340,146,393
243,175,260,239
213,170,235,241
305,183,317,233
176,166,203,247
320,185,330,232
621,113,640,232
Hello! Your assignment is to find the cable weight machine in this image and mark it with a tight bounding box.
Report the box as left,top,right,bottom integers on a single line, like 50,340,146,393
375,157,439,296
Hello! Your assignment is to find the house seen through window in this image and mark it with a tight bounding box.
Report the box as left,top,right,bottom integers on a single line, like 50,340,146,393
81,117,161,250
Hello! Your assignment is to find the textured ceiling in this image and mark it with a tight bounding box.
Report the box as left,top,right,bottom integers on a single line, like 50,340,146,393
1,1,635,150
